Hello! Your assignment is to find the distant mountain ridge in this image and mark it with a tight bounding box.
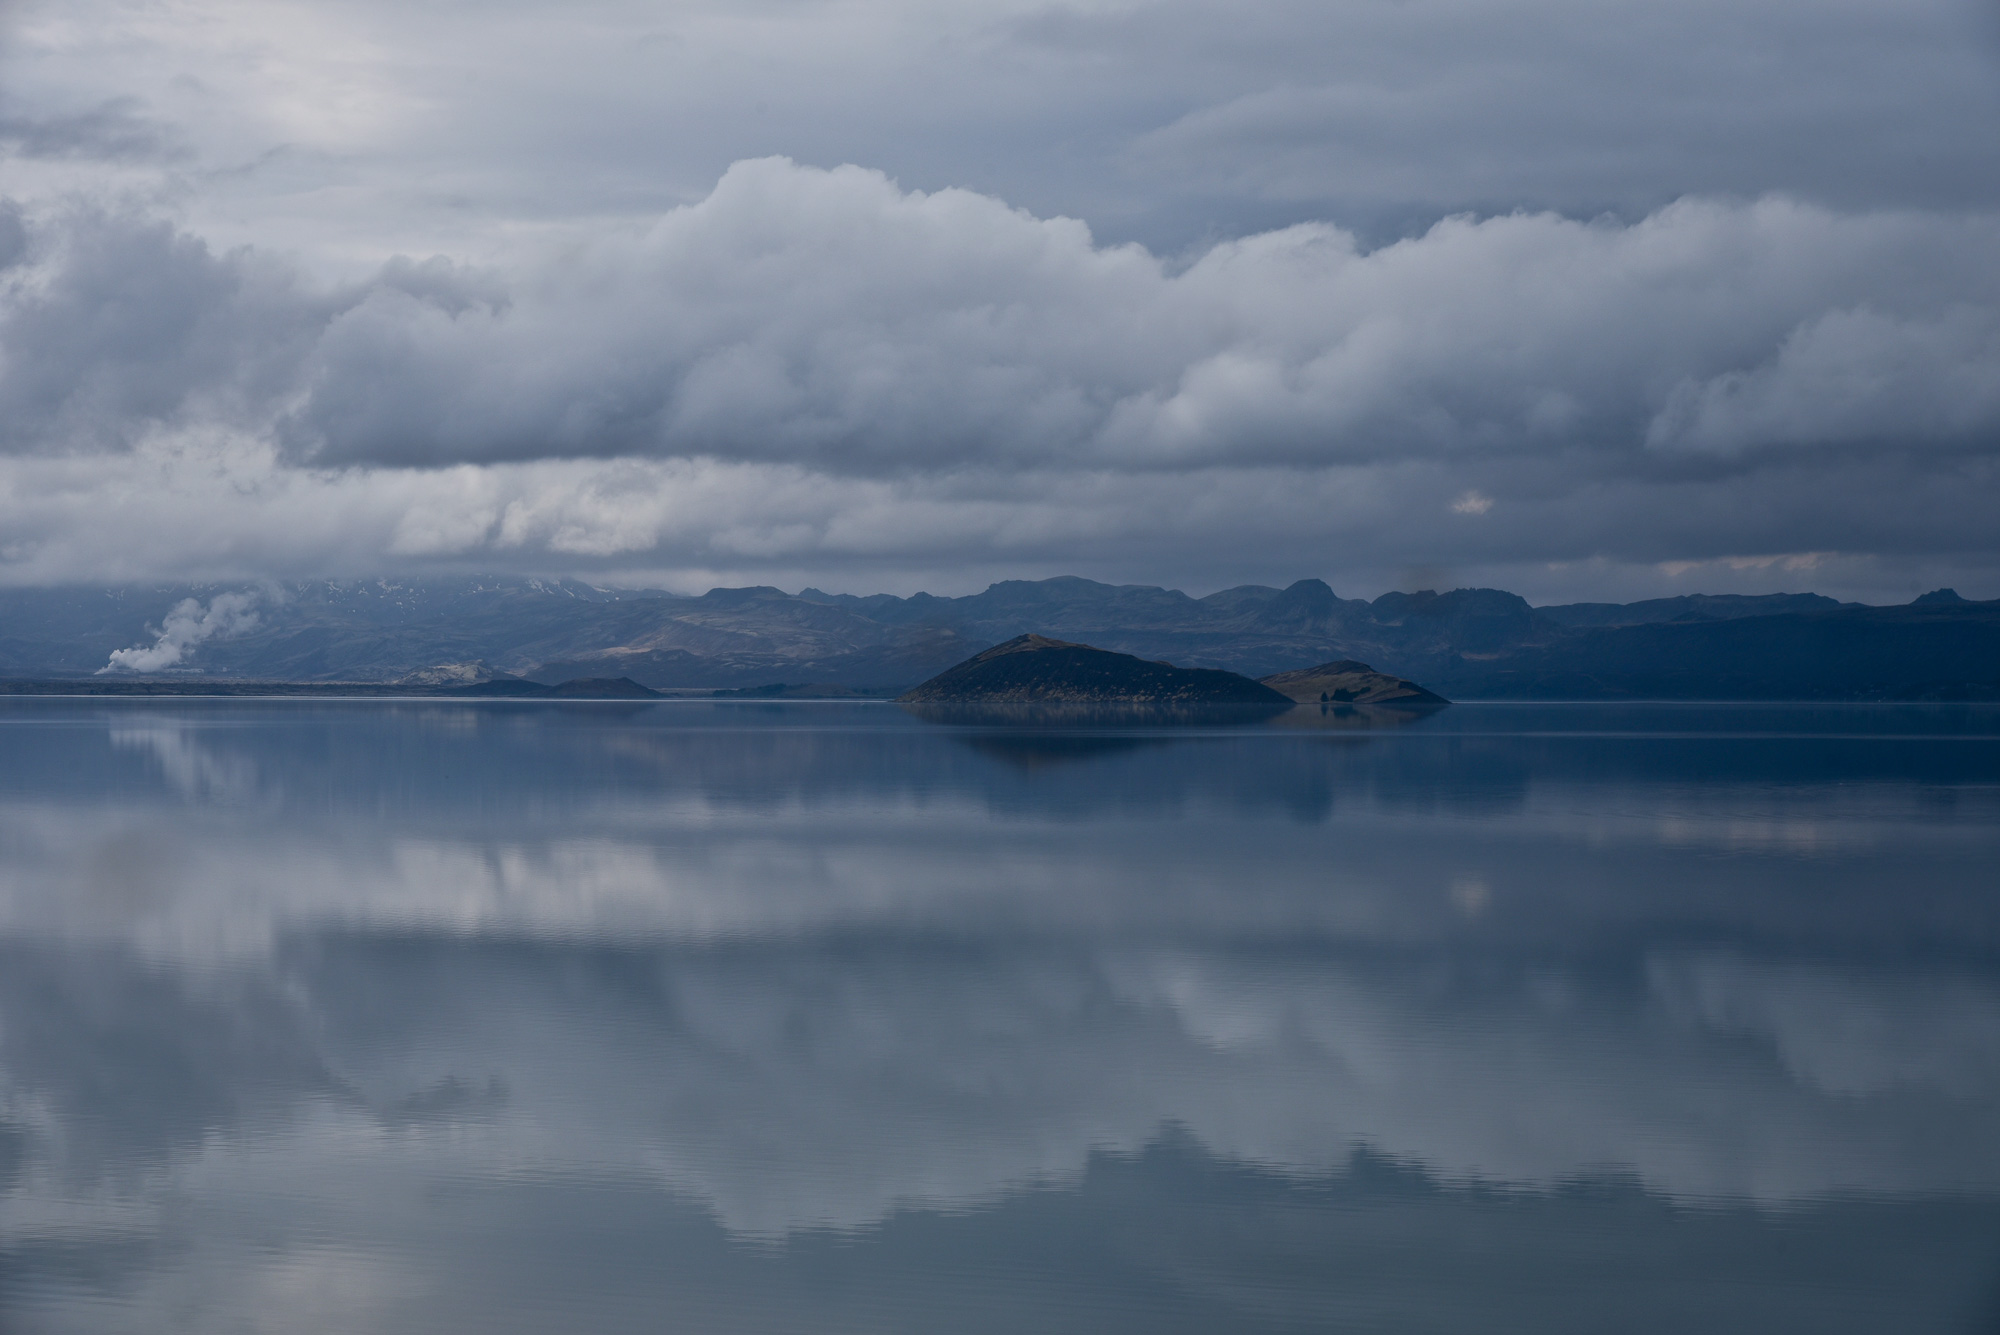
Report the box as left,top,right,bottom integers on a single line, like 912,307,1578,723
0,576,1994,700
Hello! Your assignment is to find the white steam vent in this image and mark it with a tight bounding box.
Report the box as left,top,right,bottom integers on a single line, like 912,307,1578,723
99,592,261,674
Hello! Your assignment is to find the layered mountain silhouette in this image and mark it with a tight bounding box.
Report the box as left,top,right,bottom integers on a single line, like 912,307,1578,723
2,576,1996,700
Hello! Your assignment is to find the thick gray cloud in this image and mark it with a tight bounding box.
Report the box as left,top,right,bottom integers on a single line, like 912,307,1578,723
1102,0,2000,226
0,208,334,453
0,0,1997,596
266,169,2000,473
9,0,1996,253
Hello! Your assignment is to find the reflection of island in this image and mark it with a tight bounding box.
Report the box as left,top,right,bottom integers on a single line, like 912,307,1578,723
957,728,1174,769
900,701,1287,728
900,701,1442,753
900,701,1285,768
899,635,1291,704
1265,702,1447,731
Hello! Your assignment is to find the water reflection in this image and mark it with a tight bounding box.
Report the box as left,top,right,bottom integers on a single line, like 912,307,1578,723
898,701,1296,728
904,698,1445,765
0,700,1997,1331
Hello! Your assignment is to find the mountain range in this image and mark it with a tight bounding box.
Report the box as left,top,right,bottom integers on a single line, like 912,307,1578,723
1,577,1996,700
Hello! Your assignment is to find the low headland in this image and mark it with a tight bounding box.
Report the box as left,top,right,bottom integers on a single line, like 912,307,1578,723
1258,661,1448,707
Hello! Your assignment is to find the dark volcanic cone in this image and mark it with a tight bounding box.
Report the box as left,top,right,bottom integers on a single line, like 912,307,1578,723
898,635,1291,704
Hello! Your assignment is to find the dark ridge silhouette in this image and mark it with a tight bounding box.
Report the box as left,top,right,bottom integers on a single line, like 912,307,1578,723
898,635,1291,705
5,576,1999,699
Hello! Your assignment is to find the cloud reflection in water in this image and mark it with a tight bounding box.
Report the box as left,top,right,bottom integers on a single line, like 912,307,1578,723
0,700,1996,1331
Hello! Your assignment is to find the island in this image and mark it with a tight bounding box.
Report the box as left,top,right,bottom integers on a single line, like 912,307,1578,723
1258,660,1449,706
897,635,1293,704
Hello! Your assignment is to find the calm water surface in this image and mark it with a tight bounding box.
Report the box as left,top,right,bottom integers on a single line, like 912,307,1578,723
0,700,1997,1332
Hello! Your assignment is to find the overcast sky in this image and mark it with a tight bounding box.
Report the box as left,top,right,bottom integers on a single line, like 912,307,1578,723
3,0,1999,600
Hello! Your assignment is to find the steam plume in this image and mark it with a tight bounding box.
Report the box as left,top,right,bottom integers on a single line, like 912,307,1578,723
100,592,260,673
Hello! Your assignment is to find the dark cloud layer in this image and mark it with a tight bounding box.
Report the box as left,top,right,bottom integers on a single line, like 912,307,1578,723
272,169,2000,474
15,166,2000,476
0,0,1996,595
0,209,330,453
0,97,182,163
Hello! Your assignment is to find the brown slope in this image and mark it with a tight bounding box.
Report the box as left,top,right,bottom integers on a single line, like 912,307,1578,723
1258,660,1448,706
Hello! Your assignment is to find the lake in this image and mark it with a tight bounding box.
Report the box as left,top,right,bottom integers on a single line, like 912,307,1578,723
0,699,1997,1333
